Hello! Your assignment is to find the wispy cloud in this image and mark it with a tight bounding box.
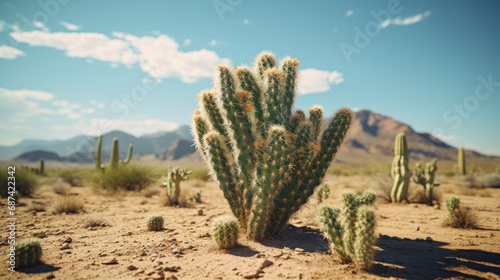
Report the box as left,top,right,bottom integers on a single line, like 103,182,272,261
0,88,54,118
380,11,432,28
209,39,218,46
33,21,49,32
10,30,230,83
79,118,179,136
297,69,344,95
90,99,106,109
346,10,354,17
183,39,191,46
60,21,81,31
0,45,25,59
435,133,456,142
243,19,250,24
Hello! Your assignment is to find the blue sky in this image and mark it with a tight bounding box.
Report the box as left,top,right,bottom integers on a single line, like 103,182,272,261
0,0,499,155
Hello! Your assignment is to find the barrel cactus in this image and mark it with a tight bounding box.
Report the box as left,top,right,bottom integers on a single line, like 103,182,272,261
147,214,164,231
162,167,192,205
192,51,353,240
413,158,438,205
15,238,43,268
390,133,411,203
318,191,376,271
212,216,239,249
95,135,133,172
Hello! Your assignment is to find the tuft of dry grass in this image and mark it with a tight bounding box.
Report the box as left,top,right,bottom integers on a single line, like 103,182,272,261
141,186,161,198
369,174,393,203
53,181,70,195
444,207,479,229
83,216,109,228
92,163,158,192
27,201,46,212
52,195,84,214
409,186,442,206
160,192,188,207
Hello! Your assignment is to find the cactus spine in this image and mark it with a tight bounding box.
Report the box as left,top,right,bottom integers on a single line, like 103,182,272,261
413,158,438,205
95,135,133,172
15,238,43,268
192,52,353,240
457,147,466,175
212,216,239,249
390,133,411,203
318,191,376,270
162,167,192,205
147,214,164,231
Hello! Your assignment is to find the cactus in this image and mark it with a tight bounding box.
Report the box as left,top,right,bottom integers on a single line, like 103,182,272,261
413,158,438,205
192,52,353,240
39,159,44,174
147,214,164,231
317,183,330,203
390,133,411,203
191,191,202,203
212,215,239,249
446,197,460,215
95,135,133,172
457,147,466,175
162,167,192,205
318,190,376,270
15,238,42,268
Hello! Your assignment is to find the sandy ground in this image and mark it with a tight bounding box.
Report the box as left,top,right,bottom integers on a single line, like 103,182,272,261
1,174,499,280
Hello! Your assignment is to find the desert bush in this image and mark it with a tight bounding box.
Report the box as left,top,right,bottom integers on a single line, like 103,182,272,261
212,216,239,249
409,187,442,206
471,174,500,188
370,174,393,203
444,197,478,229
92,163,157,192
0,165,39,198
54,169,85,186
53,180,70,195
53,195,84,214
318,190,377,271
190,169,210,181
83,216,109,228
141,186,162,198
27,201,46,212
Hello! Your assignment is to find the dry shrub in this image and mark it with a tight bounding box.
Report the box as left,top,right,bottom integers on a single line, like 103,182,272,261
445,207,479,229
53,195,84,214
53,181,70,195
472,174,500,188
160,192,188,207
92,163,158,192
84,216,108,228
0,166,39,198
409,186,442,206
141,186,161,198
27,201,46,212
369,174,393,203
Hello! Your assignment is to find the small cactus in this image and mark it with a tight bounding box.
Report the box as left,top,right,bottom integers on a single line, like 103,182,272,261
147,214,164,231
15,238,42,268
316,183,330,203
39,159,44,174
191,191,202,203
390,133,411,203
457,147,466,175
318,190,377,270
95,135,133,172
413,158,438,205
162,167,192,205
212,216,239,250
446,197,460,215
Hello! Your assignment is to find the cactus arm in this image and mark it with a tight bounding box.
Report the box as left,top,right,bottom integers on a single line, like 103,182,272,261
354,205,376,271
95,135,105,172
318,206,348,261
458,147,466,175
235,67,265,137
254,51,276,81
123,144,133,164
308,105,323,140
109,138,119,169
191,110,210,160
341,192,359,259
289,110,306,133
280,57,299,125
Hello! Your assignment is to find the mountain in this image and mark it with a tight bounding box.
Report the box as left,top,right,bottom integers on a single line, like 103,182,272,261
14,150,63,162
155,139,196,161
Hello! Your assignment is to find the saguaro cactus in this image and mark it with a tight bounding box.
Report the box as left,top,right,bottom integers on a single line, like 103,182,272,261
192,52,353,240
162,167,192,205
318,191,376,271
95,135,133,172
390,133,411,203
413,158,438,205
457,147,466,175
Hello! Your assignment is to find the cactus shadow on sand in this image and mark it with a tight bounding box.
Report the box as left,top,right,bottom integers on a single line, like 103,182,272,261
17,263,60,274
227,244,260,257
259,225,330,253
373,235,500,279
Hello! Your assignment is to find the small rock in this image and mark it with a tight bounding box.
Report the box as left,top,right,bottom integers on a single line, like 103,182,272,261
166,275,178,280
164,266,180,272
294,248,304,253
33,232,47,238
197,209,203,216
46,274,55,279
260,260,273,270
426,237,433,243
255,253,265,258
101,257,118,265
416,227,420,231
60,243,71,250
243,271,262,279
63,237,72,243
127,265,138,271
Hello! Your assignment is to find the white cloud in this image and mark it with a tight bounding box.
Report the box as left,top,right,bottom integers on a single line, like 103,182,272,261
60,21,80,31
243,19,250,24
183,39,191,46
52,100,82,118
0,87,53,101
0,45,25,59
0,20,8,32
297,69,344,95
79,118,179,136
90,99,105,109
11,30,229,83
33,21,49,32
81,108,95,114
209,39,218,46
435,133,456,142
0,88,54,118
346,10,354,17
380,11,431,28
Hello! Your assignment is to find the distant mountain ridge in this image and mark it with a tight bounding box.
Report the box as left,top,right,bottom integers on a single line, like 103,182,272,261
4,110,499,166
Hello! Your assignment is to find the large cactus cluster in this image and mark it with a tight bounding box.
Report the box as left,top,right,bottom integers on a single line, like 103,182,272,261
15,238,43,268
413,158,438,205
191,52,353,240
162,167,192,205
318,191,377,271
95,135,133,172
390,133,411,203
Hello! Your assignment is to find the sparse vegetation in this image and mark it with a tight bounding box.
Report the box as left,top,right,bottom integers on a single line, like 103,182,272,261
162,166,192,206
54,168,86,186
53,195,84,214
84,216,109,228
27,201,46,212
444,197,479,229
53,180,70,195
370,174,393,203
316,183,330,203
190,191,202,203
190,169,210,181
471,174,500,188
92,163,157,192
0,165,39,198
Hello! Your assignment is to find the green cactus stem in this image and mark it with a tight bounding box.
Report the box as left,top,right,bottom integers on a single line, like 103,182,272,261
390,133,411,203
15,238,43,268
457,147,466,175
446,197,460,215
192,52,352,240
212,215,239,249
413,158,438,205
95,135,133,172
39,159,44,174
163,167,192,205
147,214,164,231
317,183,330,203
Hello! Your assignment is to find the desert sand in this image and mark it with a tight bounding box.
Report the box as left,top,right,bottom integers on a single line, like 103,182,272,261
1,174,499,280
